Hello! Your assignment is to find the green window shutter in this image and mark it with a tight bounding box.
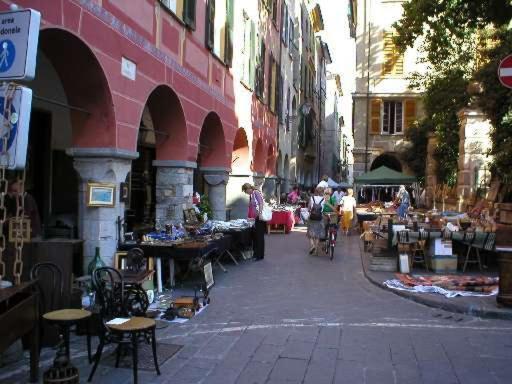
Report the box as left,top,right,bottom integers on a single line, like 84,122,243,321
249,21,256,88
224,0,234,66
183,0,196,29
205,0,215,50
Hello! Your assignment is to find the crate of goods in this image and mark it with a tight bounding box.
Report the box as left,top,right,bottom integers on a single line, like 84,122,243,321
429,238,456,273
431,255,458,273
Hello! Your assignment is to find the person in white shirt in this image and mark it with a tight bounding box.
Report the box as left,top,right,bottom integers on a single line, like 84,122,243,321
332,186,345,205
340,188,357,235
316,175,329,190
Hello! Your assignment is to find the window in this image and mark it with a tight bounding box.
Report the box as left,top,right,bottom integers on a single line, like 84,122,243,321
289,17,295,49
205,0,234,66
281,3,289,45
160,0,196,28
240,12,256,89
268,55,278,113
382,32,403,75
255,38,266,100
382,101,403,134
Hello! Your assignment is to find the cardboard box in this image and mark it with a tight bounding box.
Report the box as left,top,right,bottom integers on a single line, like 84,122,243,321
429,238,452,256
431,254,458,273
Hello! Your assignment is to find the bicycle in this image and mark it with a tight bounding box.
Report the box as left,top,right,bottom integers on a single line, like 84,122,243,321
323,213,339,260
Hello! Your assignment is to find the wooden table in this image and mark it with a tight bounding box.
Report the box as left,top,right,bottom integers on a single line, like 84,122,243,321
0,281,39,382
120,236,232,291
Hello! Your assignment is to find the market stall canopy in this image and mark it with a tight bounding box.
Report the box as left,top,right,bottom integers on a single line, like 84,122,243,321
354,166,416,185
327,178,352,188
327,177,338,188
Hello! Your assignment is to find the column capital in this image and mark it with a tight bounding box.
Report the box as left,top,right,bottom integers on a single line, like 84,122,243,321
73,157,132,184
67,147,138,160
203,173,229,186
153,160,197,169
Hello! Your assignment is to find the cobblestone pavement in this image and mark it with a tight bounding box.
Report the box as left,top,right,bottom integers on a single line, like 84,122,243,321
2,227,512,383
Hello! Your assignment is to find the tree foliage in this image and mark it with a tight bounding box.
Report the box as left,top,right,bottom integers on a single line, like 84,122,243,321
393,0,512,184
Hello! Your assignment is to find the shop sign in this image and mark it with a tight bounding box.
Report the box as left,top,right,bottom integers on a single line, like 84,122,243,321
498,54,512,89
0,84,32,170
0,8,40,81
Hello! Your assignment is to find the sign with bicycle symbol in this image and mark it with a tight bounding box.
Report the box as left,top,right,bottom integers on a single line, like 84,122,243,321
0,84,32,170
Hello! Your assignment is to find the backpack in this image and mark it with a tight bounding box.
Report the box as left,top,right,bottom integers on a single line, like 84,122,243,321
309,197,324,221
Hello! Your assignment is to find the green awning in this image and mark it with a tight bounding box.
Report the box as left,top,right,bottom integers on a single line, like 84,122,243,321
354,166,416,185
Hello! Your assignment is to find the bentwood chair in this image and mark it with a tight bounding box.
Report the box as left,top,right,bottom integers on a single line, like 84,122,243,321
30,262,92,363
88,267,160,384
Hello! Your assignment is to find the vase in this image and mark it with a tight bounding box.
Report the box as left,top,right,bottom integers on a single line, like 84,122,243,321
87,247,105,275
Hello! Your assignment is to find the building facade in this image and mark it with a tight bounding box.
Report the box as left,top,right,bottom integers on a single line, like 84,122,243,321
8,0,337,267
351,0,425,178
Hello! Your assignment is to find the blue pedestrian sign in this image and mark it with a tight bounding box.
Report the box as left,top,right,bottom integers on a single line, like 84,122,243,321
0,39,15,72
0,9,40,80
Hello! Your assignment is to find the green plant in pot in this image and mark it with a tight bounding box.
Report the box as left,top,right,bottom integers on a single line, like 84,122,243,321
198,195,213,221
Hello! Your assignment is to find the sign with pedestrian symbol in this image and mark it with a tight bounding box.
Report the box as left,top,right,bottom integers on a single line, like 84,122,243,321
0,8,40,80
0,84,32,170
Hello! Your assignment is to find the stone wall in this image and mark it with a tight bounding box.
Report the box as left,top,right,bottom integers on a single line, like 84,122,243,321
154,163,194,224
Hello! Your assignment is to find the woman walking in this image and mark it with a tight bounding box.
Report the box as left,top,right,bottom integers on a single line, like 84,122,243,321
242,183,265,260
307,187,325,255
340,188,357,235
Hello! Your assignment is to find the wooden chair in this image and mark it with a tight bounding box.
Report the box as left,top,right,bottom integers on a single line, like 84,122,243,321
30,262,92,363
462,232,496,272
88,267,160,384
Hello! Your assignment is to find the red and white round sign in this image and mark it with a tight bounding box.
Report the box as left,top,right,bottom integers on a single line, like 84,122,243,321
498,54,512,88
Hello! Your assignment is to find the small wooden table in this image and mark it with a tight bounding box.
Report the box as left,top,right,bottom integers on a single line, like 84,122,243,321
0,281,39,382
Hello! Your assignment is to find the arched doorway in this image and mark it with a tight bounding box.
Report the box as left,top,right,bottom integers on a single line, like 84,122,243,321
253,139,265,174
130,85,187,229
232,128,250,172
28,28,115,238
196,112,228,220
370,153,403,172
125,106,156,230
228,128,251,219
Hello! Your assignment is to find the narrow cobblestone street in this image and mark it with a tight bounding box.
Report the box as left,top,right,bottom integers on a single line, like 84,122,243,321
2,229,512,384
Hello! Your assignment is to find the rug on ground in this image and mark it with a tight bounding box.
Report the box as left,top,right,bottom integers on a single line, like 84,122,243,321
383,274,499,298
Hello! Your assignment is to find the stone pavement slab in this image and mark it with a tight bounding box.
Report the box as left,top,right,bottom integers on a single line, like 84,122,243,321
2,230,512,384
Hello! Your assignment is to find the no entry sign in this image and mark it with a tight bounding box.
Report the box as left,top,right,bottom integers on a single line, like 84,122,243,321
498,54,512,88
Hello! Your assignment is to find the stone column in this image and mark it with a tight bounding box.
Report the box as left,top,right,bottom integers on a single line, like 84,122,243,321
201,168,230,221
226,172,254,219
456,108,493,201
262,175,278,200
153,160,195,224
68,148,136,269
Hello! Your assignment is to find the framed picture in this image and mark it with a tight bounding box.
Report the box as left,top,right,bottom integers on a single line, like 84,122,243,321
183,208,200,225
87,183,116,207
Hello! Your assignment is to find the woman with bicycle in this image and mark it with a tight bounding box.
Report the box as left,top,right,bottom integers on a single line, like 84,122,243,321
322,188,339,259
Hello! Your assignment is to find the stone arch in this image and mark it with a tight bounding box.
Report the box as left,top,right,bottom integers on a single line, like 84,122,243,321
142,85,188,161
38,28,115,147
370,153,403,172
198,112,227,168
232,128,250,172
253,139,265,173
266,144,276,176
